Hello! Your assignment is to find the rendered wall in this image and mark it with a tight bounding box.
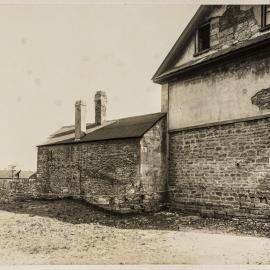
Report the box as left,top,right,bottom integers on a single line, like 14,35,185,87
169,52,270,130
167,5,270,130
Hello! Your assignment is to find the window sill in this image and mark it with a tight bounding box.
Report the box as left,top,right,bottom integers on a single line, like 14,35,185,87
193,48,210,57
260,25,270,32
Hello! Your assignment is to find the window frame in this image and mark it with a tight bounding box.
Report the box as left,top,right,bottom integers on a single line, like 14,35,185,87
194,20,211,57
261,5,270,31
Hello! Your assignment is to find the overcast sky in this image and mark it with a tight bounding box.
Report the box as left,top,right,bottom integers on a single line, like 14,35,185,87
0,2,198,170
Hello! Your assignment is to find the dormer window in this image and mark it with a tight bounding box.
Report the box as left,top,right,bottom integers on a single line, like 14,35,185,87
195,21,210,55
261,5,270,31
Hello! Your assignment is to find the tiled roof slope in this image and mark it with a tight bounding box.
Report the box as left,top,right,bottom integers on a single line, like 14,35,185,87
39,112,166,146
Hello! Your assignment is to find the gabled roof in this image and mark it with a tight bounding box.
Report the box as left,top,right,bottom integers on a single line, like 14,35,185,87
38,112,166,147
152,5,270,84
152,5,210,83
154,31,270,83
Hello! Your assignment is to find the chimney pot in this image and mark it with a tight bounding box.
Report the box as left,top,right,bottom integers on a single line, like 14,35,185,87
75,100,86,141
95,91,107,125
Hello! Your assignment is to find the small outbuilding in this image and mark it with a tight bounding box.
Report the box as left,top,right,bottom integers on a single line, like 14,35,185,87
37,91,167,213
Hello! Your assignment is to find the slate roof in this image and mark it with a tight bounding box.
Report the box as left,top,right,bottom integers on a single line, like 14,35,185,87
38,112,166,146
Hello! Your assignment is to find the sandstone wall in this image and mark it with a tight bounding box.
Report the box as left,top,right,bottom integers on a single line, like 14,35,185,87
37,139,142,212
168,117,270,219
0,178,41,203
209,5,262,50
162,5,270,220
37,117,167,213
140,117,167,211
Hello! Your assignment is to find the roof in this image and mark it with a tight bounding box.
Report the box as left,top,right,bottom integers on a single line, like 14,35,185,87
152,5,210,82
154,31,270,83
152,5,270,84
38,112,166,147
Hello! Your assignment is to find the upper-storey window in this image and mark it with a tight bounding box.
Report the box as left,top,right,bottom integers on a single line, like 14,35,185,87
261,5,270,30
195,21,210,55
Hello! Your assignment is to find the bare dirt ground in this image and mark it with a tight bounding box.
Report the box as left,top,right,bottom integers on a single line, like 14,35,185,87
0,199,270,265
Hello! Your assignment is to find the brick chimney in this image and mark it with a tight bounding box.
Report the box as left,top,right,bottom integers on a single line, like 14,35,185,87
95,91,107,125
75,100,86,141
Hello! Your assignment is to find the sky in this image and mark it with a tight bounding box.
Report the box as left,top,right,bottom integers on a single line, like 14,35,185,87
0,2,198,170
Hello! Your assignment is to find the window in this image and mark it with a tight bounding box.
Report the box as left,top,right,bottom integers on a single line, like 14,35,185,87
261,5,270,30
195,22,210,55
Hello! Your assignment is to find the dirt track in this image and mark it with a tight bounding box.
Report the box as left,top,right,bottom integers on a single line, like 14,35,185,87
0,199,270,264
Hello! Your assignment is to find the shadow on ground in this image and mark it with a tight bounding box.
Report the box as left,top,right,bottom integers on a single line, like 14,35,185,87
0,199,269,237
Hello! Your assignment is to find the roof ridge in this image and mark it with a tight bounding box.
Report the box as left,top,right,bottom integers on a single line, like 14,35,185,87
38,112,166,147
108,111,165,122
62,112,165,128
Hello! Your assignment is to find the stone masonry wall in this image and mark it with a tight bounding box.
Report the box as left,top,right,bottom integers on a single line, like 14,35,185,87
37,139,142,213
209,6,262,50
0,178,41,203
168,117,270,219
37,119,167,214
140,117,167,211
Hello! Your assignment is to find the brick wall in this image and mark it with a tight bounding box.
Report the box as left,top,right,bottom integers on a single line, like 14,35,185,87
0,178,41,203
168,117,270,219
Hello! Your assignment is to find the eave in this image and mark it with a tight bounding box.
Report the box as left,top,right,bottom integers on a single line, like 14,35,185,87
37,113,166,147
153,31,270,84
151,5,210,82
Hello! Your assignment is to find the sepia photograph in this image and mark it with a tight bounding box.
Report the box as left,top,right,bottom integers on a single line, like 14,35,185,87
0,0,270,267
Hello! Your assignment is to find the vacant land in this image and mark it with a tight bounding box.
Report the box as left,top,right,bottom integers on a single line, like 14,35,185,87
0,199,270,264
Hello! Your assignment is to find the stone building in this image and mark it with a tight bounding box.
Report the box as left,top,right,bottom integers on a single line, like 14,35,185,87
37,91,167,213
153,5,270,218
38,5,270,218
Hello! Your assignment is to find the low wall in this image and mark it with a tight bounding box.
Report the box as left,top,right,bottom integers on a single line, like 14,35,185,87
0,178,42,203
